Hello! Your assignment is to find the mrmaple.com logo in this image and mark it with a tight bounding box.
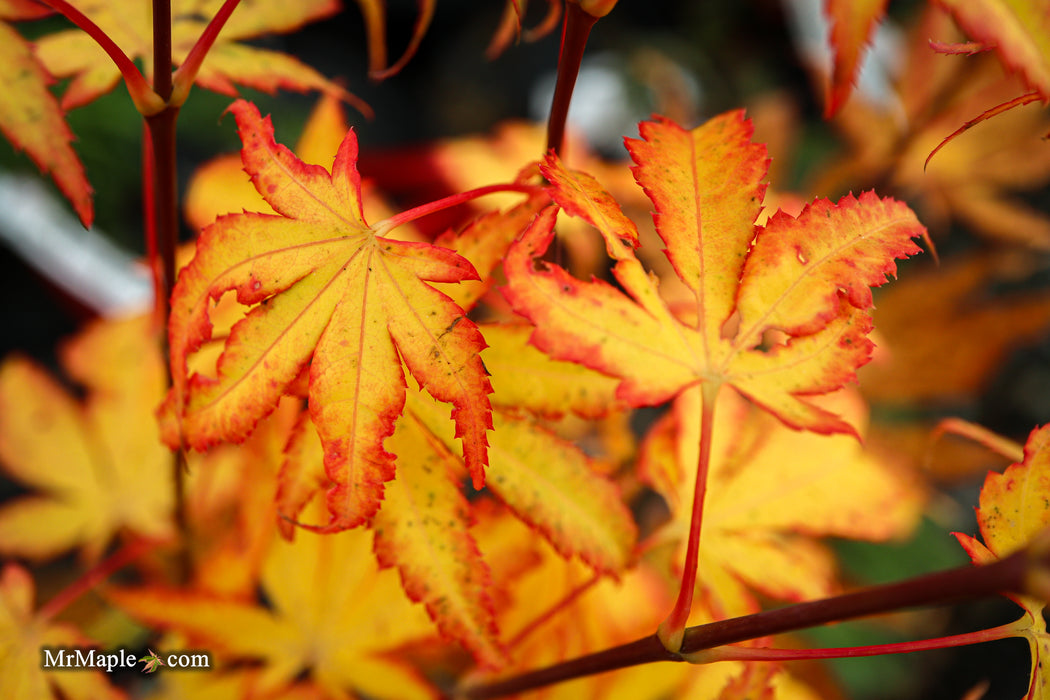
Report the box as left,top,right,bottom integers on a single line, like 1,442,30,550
41,647,210,673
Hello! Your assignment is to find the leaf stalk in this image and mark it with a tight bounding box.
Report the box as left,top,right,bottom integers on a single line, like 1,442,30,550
40,0,165,114
658,380,720,651
372,183,543,235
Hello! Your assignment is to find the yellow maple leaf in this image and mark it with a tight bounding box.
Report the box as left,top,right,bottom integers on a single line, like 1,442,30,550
463,509,822,700
0,315,173,562
109,500,438,700
34,0,346,110
955,424,1050,699
641,387,922,620
275,324,635,666
0,563,124,700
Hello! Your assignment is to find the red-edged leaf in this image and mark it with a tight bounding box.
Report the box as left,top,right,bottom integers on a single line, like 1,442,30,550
405,378,636,578
504,111,924,436
374,410,504,667
165,100,492,532
0,19,92,226
824,0,889,116
953,424,1050,699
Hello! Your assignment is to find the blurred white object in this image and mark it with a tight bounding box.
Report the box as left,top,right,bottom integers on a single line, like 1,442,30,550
0,171,152,316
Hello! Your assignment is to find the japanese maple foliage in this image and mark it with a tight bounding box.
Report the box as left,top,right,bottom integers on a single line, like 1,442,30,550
2,1,1050,700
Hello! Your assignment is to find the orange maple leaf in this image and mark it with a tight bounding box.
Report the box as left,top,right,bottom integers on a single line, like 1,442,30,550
275,402,506,667
164,99,494,532
504,110,926,435
954,424,1050,700
33,0,347,110
0,1,92,226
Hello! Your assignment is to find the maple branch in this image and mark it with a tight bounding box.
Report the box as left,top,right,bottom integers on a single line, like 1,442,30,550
373,183,542,233
658,381,720,652
687,619,1025,664
460,541,1042,699
37,538,154,622
40,0,164,115
545,1,598,156
148,0,190,584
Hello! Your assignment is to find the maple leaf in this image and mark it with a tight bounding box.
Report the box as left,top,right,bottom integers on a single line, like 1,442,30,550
274,324,634,665
954,424,1050,699
33,0,347,110
109,503,438,700
0,1,93,226
504,111,925,436
0,315,173,562
139,648,165,673
164,99,493,532
641,387,921,619
184,93,386,233
823,0,889,116
276,403,505,667
403,347,635,576
0,564,124,700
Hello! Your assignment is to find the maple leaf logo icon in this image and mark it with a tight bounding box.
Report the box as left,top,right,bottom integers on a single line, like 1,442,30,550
139,649,165,673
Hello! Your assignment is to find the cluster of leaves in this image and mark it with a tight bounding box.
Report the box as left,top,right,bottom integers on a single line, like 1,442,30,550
1,1,1050,699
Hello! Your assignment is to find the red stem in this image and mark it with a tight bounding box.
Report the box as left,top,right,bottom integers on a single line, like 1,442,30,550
40,0,162,114
37,539,154,622
659,381,719,651
142,122,163,323
373,183,542,233
171,0,244,106
691,620,1023,663
546,2,598,156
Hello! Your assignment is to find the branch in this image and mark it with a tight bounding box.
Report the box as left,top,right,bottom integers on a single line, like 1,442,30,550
460,538,1046,699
